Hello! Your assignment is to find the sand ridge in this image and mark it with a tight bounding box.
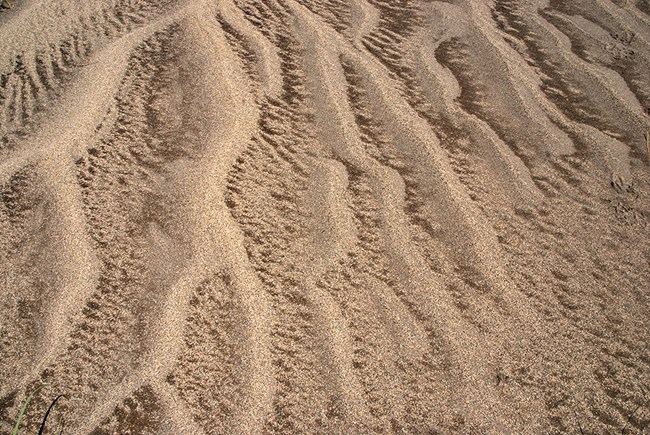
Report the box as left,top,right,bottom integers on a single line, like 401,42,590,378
1,0,649,433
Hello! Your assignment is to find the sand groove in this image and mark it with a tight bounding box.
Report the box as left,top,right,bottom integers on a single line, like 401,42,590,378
1,0,649,433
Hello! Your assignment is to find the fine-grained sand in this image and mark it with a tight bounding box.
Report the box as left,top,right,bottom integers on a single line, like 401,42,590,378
1,0,649,433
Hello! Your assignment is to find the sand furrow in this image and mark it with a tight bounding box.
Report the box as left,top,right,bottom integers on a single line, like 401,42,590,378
298,159,376,430
406,4,543,210
77,7,274,433
294,7,453,429
35,25,186,433
224,5,345,433
2,0,649,433
292,6,547,430
218,0,283,98
349,0,381,48
494,1,649,162
344,40,537,325
1,8,183,420
294,0,351,35
0,166,46,400
0,0,176,140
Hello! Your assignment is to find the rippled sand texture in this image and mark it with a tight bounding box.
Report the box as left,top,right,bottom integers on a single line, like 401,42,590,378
1,0,649,433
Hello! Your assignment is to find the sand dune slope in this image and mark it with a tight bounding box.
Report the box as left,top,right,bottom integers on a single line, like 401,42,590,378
1,0,649,433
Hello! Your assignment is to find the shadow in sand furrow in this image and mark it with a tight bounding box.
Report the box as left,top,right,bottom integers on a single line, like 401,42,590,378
496,200,650,432
217,14,262,88
293,0,352,35
0,0,176,143
91,385,167,435
226,125,330,432
432,32,611,207
547,23,650,131
638,0,650,15
543,0,650,112
357,2,537,217
217,0,284,99
0,166,45,422
4,26,189,433
233,0,286,45
361,0,422,98
435,37,550,175
313,162,453,433
492,0,649,161
224,11,338,430
411,9,551,205
293,8,538,428
166,274,245,433
340,52,519,321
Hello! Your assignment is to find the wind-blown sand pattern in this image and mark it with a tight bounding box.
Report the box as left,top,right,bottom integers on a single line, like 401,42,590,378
1,0,649,433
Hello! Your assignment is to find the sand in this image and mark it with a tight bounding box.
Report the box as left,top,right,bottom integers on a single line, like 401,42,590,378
0,0,649,433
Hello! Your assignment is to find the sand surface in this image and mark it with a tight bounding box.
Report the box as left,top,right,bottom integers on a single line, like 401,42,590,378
0,0,649,433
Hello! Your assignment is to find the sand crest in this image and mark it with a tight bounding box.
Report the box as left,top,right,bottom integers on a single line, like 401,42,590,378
1,0,649,433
